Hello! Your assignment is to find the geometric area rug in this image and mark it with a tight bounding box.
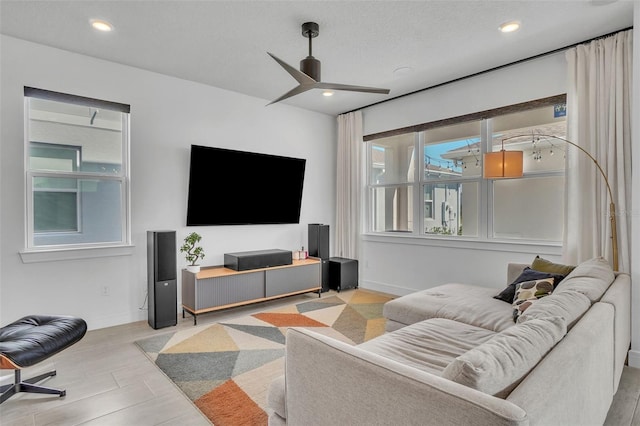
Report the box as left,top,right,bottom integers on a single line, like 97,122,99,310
135,289,395,425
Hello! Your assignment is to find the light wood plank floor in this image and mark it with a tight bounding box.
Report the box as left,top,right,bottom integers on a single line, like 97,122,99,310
1,290,639,425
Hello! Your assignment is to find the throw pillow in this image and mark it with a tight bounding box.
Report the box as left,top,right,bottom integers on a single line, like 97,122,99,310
511,278,555,322
493,267,565,303
531,255,575,277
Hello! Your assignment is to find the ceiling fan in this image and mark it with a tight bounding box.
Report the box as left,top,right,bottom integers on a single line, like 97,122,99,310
267,22,390,105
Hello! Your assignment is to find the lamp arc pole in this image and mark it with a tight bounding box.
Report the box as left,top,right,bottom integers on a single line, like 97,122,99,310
499,134,618,271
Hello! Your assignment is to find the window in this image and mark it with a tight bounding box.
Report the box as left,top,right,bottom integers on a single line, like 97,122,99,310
366,97,566,243
24,87,130,251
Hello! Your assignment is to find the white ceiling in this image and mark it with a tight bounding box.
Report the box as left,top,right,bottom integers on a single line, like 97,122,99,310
0,1,634,116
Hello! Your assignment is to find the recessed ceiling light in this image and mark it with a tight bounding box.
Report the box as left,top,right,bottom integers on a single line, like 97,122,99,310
499,21,521,33
393,66,413,78
322,90,334,97
90,19,113,32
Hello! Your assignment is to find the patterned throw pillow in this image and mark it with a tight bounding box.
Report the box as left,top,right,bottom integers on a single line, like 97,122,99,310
494,267,565,303
512,278,555,322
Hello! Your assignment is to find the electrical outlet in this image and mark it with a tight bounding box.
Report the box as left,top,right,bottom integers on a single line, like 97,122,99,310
101,286,110,296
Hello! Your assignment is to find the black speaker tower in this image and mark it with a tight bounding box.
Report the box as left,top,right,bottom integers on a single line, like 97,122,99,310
147,230,178,329
308,224,330,292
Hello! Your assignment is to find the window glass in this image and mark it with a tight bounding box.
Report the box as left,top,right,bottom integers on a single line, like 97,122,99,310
370,185,413,233
490,104,566,241
491,104,567,173
34,190,77,232
29,98,123,174
423,182,478,236
30,142,79,171
25,89,129,249
424,120,482,179
493,176,564,240
422,120,482,237
424,188,433,219
370,133,415,184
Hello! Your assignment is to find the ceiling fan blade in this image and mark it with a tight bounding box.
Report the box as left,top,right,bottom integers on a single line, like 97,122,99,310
317,82,390,94
267,52,317,85
267,83,316,105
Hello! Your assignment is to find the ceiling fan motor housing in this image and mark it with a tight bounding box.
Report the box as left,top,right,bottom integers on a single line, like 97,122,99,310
300,56,321,81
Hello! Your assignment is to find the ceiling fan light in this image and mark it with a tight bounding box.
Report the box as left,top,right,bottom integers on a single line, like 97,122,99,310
90,19,113,32
393,66,413,78
499,21,521,33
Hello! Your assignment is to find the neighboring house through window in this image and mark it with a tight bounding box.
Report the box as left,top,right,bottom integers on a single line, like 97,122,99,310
366,96,567,243
24,87,131,252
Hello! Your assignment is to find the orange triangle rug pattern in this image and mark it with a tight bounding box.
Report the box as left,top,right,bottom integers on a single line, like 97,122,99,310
135,289,394,425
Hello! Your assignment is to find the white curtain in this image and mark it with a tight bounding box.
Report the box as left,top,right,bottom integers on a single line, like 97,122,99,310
564,29,633,272
335,111,363,259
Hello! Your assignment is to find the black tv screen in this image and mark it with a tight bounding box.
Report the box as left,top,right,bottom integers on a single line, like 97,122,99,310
186,145,306,226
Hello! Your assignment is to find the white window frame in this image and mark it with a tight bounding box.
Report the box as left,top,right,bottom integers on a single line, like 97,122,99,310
365,96,566,246
20,87,133,263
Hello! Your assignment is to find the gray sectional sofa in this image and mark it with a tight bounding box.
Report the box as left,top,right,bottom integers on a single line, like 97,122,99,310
267,256,631,426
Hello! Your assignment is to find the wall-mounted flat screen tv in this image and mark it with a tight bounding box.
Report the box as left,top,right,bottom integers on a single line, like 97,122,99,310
186,145,306,226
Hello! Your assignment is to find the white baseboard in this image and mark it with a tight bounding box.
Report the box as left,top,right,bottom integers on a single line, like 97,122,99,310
360,280,414,296
628,349,640,368
89,310,148,331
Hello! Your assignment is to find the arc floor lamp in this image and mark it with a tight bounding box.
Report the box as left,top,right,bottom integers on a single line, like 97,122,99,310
483,134,618,271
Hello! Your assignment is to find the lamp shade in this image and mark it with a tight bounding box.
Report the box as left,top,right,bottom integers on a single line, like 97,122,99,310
483,150,523,178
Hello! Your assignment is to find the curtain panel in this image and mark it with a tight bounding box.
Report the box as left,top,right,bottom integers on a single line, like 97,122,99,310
335,111,363,259
564,29,633,272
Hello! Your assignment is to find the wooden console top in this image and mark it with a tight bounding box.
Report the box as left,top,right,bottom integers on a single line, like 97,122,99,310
191,257,321,279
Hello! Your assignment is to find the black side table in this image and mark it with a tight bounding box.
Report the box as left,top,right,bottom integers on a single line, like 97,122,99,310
328,257,358,292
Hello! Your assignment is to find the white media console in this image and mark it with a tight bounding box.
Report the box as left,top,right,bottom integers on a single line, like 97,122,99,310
181,257,321,325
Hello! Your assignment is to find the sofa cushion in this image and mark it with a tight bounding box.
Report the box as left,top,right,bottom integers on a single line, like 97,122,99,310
383,283,515,332
552,257,614,303
494,268,565,303
441,316,567,398
531,256,576,276
511,278,555,321
517,290,591,330
359,318,496,375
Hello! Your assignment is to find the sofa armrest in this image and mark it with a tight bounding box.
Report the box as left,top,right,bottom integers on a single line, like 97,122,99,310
507,303,615,426
284,327,528,426
600,272,631,392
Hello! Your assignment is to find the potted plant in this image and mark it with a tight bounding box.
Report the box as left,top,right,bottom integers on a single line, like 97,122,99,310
180,232,205,273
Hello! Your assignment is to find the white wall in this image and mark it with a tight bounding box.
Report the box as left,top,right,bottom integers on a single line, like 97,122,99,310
0,35,336,330
363,52,567,136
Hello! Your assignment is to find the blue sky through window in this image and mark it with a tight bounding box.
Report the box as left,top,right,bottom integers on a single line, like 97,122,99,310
425,137,480,173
